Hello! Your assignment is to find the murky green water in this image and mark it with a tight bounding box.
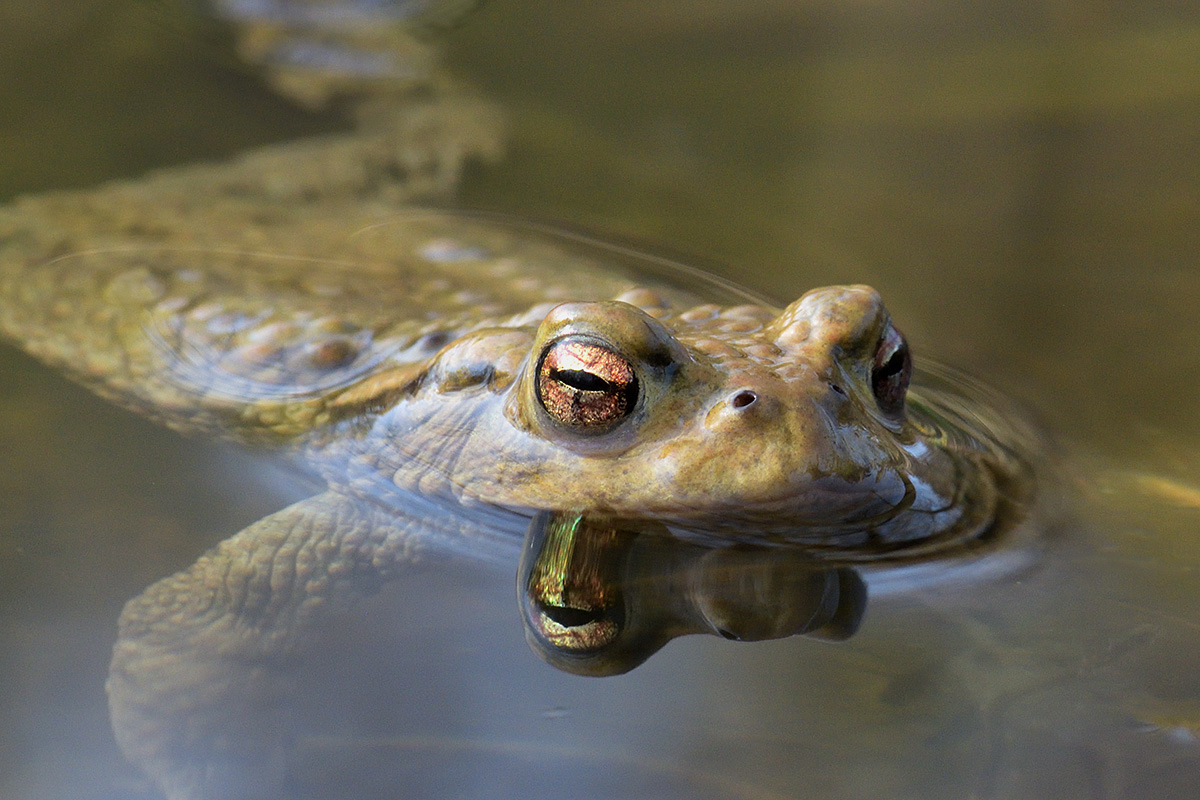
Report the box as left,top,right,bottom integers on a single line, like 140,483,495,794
3,2,1200,798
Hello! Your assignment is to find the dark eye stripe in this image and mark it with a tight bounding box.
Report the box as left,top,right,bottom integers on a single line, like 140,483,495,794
551,367,613,393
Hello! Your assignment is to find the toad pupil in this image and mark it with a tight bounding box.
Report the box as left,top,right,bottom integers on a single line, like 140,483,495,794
553,368,615,392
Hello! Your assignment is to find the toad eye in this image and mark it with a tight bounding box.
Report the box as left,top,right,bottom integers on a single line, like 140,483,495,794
870,324,912,417
537,338,639,431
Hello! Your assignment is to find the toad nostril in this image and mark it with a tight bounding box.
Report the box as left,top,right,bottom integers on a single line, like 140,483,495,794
731,390,758,409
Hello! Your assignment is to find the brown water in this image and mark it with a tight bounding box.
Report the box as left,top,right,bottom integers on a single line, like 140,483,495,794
3,1,1200,798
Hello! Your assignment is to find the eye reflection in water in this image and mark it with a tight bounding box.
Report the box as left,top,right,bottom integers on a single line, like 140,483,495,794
519,511,867,677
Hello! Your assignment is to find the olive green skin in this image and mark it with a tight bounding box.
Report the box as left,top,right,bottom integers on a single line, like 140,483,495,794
0,211,1013,543
0,143,1038,800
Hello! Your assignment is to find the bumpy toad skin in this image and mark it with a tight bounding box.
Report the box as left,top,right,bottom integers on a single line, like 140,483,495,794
0,145,1037,800
0,208,1020,543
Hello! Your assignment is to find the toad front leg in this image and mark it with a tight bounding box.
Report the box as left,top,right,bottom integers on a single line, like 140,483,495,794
106,490,431,800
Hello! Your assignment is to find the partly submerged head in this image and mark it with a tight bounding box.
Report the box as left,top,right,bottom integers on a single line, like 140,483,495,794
504,285,916,518
365,283,1033,551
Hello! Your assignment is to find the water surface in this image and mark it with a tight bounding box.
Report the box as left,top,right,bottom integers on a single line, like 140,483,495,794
3,1,1200,798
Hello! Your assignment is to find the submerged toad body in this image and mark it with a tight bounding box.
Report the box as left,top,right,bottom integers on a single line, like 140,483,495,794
0,188,1038,798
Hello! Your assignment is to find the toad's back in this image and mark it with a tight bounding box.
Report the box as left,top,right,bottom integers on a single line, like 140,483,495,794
0,171,681,442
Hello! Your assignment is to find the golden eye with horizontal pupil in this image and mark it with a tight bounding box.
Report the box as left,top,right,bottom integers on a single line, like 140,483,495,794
871,324,912,417
537,338,639,429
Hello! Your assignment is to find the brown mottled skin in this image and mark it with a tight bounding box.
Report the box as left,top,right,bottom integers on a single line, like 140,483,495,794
0,133,1037,800
0,205,1029,540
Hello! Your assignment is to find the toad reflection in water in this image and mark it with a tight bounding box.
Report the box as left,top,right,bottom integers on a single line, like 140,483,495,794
520,512,869,677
